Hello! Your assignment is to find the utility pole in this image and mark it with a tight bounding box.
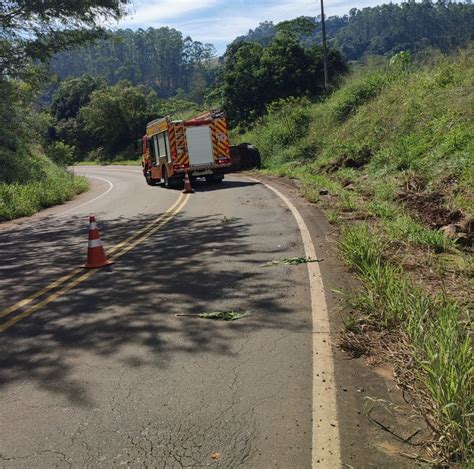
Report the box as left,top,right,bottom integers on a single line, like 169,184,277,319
319,0,329,89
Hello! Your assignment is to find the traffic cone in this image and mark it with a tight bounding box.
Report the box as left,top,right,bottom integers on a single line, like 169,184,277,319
83,216,114,269
182,171,194,194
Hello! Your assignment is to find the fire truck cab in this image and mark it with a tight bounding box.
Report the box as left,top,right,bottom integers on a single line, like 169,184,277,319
141,109,231,188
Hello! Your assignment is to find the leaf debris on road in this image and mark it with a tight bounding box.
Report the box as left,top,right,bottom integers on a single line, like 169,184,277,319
221,215,240,223
261,256,322,267
176,311,251,321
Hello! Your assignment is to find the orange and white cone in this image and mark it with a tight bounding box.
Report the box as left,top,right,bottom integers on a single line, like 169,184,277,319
182,171,194,194
83,216,114,268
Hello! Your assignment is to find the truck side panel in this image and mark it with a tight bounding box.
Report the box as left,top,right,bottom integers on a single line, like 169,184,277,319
212,118,230,160
173,122,189,168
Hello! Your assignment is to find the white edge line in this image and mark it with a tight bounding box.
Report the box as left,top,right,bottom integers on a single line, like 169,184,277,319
74,168,142,174
248,176,342,468
58,175,114,216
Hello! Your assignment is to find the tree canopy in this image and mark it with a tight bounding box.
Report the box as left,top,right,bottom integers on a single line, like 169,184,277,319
0,0,129,78
78,81,156,158
334,1,474,60
221,35,346,124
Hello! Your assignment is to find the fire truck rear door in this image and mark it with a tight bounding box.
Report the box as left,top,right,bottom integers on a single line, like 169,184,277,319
185,125,214,166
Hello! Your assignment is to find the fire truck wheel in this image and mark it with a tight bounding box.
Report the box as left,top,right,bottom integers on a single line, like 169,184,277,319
145,171,158,186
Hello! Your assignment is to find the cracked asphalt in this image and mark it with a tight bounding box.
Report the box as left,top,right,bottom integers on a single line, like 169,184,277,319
0,167,412,468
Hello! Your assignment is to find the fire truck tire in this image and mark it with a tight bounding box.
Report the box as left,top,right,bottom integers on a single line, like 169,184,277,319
145,171,158,186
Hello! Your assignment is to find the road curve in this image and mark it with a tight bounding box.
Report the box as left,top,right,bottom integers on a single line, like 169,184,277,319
0,167,404,468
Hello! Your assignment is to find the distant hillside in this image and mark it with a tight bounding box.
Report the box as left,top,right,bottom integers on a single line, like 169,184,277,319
232,16,346,49
231,1,474,60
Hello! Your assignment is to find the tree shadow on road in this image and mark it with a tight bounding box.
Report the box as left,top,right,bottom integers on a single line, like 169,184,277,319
0,209,309,407
153,177,259,192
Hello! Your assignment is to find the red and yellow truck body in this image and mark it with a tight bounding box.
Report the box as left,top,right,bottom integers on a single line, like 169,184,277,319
141,110,231,186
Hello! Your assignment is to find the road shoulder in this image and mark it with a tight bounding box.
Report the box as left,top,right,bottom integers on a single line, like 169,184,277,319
251,173,423,468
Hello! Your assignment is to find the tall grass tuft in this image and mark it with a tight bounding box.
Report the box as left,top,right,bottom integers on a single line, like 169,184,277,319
385,216,457,252
340,224,473,463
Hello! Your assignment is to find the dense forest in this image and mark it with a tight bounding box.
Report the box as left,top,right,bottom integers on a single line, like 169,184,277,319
48,28,345,161
233,1,474,60
51,28,217,100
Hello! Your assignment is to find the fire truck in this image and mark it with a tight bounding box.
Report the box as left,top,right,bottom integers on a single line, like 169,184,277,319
140,109,231,187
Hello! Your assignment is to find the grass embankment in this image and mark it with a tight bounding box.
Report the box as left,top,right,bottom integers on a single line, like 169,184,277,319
235,50,473,464
0,149,88,221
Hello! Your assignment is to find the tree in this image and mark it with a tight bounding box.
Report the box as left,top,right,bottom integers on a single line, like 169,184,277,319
79,82,157,159
222,34,346,124
275,16,316,39
51,75,105,121
0,0,129,78
49,75,106,158
222,42,266,123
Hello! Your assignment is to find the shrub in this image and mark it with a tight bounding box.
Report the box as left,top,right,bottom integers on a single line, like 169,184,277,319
46,142,75,167
331,71,389,122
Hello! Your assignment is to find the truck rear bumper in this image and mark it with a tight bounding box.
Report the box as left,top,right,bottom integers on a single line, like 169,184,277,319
173,163,231,177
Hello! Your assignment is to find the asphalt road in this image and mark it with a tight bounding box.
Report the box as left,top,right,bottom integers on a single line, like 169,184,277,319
0,167,411,468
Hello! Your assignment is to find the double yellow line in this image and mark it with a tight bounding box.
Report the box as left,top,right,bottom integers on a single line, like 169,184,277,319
0,193,190,334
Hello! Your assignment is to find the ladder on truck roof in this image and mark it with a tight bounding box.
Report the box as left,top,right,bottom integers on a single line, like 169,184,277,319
146,116,167,130
192,108,225,120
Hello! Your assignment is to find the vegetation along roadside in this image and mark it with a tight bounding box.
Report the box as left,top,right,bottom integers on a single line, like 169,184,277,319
235,49,473,465
0,79,88,222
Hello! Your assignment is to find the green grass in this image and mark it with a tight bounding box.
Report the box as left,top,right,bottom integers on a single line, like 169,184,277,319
340,225,472,463
240,49,473,233
385,215,457,252
240,51,473,254
0,149,88,221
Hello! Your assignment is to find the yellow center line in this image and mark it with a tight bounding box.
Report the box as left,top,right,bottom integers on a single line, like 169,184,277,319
0,268,82,319
0,193,190,332
106,193,186,256
0,270,96,333
110,194,190,261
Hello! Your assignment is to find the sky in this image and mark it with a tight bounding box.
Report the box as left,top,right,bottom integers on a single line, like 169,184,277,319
118,0,387,54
